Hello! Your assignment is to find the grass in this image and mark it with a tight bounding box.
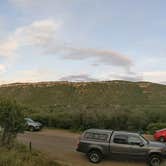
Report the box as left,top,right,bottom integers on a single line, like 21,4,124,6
0,143,61,166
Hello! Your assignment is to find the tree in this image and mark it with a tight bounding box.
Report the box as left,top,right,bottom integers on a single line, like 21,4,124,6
0,100,25,148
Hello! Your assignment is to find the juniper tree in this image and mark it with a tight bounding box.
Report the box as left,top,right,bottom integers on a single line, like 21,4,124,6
0,100,25,148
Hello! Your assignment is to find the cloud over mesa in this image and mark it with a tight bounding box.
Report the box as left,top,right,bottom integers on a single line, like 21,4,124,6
143,71,166,83
61,47,132,69
60,74,98,82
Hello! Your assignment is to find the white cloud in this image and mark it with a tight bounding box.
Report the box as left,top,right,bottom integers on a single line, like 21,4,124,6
0,64,6,73
7,68,57,83
0,39,18,57
94,71,142,82
46,45,133,70
59,74,98,82
109,73,142,82
0,19,60,57
143,71,166,83
71,47,132,69
0,18,133,71
15,20,59,46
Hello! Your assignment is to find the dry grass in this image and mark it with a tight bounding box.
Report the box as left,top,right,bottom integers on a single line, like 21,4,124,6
0,143,61,166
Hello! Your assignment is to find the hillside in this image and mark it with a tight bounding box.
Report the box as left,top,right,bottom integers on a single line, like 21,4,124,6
0,81,166,131
0,81,166,108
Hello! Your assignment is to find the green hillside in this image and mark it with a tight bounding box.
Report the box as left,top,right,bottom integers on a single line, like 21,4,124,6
0,81,166,132
1,81,166,108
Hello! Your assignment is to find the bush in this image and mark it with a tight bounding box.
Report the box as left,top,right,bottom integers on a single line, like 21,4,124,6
26,105,166,133
147,122,166,134
0,100,25,148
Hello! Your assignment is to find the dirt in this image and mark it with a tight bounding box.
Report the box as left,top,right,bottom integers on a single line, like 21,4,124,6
17,129,158,166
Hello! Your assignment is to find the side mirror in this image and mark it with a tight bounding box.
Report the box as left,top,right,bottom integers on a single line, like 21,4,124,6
139,142,144,147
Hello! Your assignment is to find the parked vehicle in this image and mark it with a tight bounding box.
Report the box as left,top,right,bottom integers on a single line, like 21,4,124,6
154,129,166,142
76,129,166,166
24,118,42,131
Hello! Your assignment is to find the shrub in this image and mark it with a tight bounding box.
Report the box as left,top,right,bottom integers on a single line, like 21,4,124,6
147,122,166,134
0,100,25,148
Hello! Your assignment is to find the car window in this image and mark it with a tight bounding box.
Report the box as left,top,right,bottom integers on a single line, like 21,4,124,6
84,132,108,142
113,134,128,144
25,118,34,123
128,135,141,145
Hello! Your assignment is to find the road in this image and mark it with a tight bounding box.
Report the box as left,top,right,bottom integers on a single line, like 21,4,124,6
18,129,155,166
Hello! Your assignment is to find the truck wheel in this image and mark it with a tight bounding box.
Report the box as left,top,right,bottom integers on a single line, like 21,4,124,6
159,136,165,142
88,150,102,163
29,126,35,132
149,154,161,166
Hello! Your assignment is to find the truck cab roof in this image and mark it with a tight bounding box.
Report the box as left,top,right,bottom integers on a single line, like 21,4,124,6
84,129,141,136
84,128,113,134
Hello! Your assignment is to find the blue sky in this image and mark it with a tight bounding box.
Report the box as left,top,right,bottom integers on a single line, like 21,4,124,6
0,0,165,83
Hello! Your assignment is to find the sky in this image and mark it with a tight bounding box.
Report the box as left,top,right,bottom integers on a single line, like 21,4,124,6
0,0,165,84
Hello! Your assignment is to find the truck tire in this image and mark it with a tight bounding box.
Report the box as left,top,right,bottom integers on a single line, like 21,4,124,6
88,150,102,163
149,154,161,166
29,126,35,132
159,136,165,142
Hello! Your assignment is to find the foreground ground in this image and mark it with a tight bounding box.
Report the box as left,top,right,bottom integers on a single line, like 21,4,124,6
18,129,164,166
0,143,59,166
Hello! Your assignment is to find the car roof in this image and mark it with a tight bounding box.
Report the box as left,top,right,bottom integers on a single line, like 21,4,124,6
24,118,31,120
156,128,166,132
84,128,113,134
113,131,140,136
84,129,139,135
24,118,33,121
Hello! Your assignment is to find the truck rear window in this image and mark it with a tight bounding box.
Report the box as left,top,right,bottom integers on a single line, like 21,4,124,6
84,132,108,142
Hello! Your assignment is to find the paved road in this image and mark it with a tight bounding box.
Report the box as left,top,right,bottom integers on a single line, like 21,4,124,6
18,129,151,166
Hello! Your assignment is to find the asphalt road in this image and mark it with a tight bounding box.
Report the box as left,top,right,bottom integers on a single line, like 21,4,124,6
18,129,154,166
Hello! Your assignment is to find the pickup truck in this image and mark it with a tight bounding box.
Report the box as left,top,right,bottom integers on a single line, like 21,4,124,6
76,129,166,166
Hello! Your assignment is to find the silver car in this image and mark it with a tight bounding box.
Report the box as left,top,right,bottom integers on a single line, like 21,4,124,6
24,118,42,131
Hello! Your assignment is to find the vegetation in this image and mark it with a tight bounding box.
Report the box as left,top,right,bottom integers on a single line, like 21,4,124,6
0,143,61,166
0,99,61,166
147,123,166,134
0,81,166,133
0,100,25,148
